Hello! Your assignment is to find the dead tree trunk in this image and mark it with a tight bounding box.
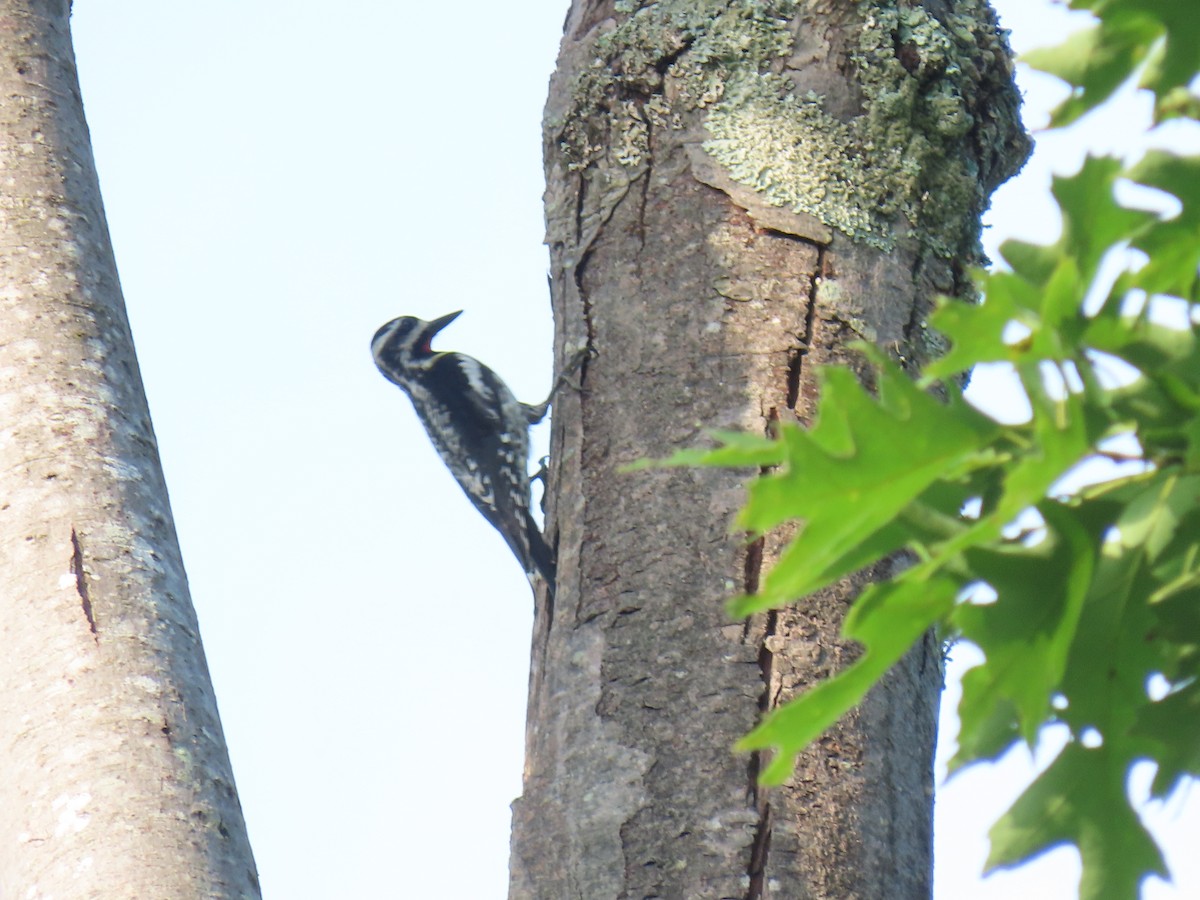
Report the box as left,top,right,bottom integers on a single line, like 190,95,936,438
511,1,1027,897
0,1,258,894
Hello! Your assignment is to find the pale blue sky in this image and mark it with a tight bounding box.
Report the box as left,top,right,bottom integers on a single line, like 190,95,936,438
68,2,1197,897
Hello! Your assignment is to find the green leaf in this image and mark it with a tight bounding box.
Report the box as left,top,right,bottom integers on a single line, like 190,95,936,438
1126,0,1200,111
1022,0,1200,125
730,351,997,614
1083,291,1197,374
1155,86,1200,122
627,428,786,471
927,153,1161,385
1000,239,1063,287
991,382,1093,530
1059,472,1200,807
1054,495,1159,740
1022,13,1158,127
1051,157,1157,284
1127,152,1200,297
1060,476,1197,688
947,670,1022,768
1112,471,1199,560
737,574,958,783
1135,685,1200,797
951,502,1096,755
922,272,1043,378
987,742,1168,900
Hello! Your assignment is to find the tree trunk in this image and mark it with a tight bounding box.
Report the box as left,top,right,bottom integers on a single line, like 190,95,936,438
511,1,1027,897
0,1,258,894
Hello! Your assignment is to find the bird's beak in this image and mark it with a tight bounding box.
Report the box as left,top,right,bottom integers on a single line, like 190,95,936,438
427,310,462,336
415,310,462,355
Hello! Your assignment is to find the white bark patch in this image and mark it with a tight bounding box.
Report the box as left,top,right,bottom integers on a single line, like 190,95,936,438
126,674,164,697
52,792,92,837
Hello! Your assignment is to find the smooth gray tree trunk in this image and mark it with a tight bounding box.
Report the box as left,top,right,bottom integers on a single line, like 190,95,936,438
0,1,258,894
511,1,1028,897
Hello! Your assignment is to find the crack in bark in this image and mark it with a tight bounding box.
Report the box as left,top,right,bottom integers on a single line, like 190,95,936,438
542,572,557,636
572,211,595,630
787,246,823,410
740,238,825,895
635,110,652,261
741,407,780,896
900,251,929,368
574,173,589,246
742,536,764,600
744,595,779,899
654,36,695,76
739,403,779,642
785,351,804,411
577,248,596,353
745,797,773,900
69,527,97,639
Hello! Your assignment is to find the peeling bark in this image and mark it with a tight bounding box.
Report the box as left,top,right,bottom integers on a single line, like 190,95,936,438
0,1,258,894
511,1,1027,898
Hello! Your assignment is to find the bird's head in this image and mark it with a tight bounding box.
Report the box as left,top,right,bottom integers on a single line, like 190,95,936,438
371,310,462,383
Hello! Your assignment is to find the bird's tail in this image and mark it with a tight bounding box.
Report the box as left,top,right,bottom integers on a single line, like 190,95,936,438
524,510,556,599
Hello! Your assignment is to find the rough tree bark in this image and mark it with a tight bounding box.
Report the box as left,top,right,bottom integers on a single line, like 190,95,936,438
511,1,1028,898
0,1,258,895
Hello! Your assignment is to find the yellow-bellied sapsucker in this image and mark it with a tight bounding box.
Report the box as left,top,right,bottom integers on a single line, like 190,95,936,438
371,311,555,596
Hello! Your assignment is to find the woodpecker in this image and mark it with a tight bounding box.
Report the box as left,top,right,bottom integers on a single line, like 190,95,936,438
371,311,556,596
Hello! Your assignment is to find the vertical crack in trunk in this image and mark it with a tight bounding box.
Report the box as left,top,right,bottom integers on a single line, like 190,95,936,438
742,537,764,598
742,241,822,892
635,111,652,260
745,795,773,900
742,407,780,896
743,596,777,899
787,245,823,410
904,251,927,339
572,164,597,356
69,527,98,639
578,249,596,353
570,266,593,630
785,351,804,411
744,597,778,898
574,171,588,245
739,402,779,642
901,251,934,369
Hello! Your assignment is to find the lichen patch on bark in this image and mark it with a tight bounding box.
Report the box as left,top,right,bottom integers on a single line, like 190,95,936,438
552,0,1029,260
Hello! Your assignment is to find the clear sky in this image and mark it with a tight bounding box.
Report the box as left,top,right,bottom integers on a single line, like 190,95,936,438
67,2,1197,898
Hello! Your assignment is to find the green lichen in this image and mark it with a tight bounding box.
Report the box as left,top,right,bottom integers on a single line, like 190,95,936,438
704,0,1018,254
844,0,1018,256
703,78,888,246
554,0,1023,257
552,0,800,172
